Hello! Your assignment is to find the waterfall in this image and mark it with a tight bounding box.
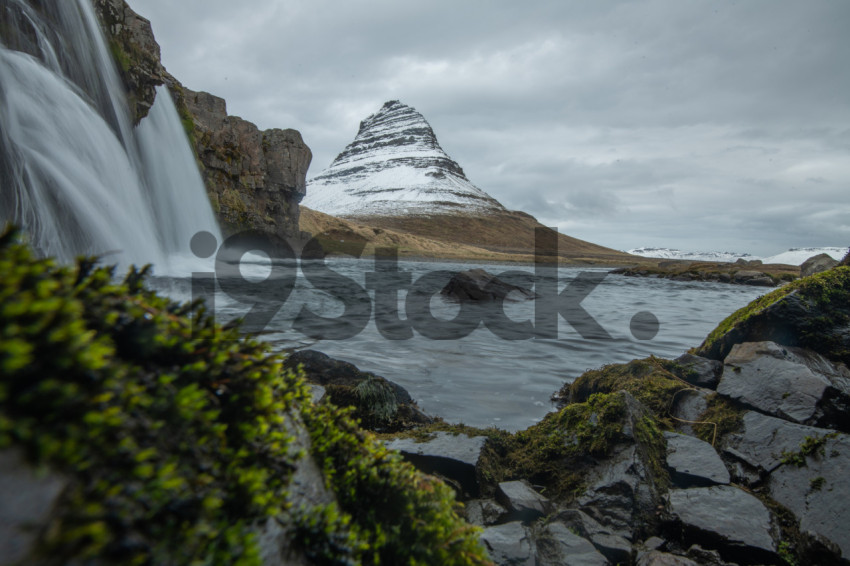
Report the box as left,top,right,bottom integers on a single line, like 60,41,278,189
0,0,221,270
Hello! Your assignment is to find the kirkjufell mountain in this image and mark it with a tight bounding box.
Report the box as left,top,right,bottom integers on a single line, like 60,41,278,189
304,100,505,217
304,100,631,262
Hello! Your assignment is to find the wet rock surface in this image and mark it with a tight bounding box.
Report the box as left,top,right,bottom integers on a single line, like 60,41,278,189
718,341,850,429
664,432,730,487
667,486,777,564
496,480,550,521
441,268,536,302
385,433,488,498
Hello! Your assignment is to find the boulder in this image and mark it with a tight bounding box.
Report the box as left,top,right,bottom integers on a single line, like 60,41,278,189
384,432,488,498
441,268,536,302
284,350,433,431
480,522,535,566
695,268,850,366
534,522,608,566
667,485,777,564
718,342,850,430
675,353,723,389
664,432,730,487
0,450,67,566
496,480,550,521
801,253,839,277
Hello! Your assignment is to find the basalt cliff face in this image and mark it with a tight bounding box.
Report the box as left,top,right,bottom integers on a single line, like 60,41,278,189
93,0,311,243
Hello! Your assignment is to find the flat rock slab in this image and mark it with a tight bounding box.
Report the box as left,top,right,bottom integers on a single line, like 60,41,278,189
638,551,699,566
480,522,534,566
768,432,850,560
719,341,850,429
668,485,776,564
723,411,827,473
535,522,608,566
384,432,487,497
664,432,730,487
496,480,549,521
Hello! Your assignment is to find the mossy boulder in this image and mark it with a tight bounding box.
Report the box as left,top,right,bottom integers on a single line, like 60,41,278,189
284,350,433,432
0,229,491,565
695,266,850,366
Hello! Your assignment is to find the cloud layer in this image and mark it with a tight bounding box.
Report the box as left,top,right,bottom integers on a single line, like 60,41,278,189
132,0,849,255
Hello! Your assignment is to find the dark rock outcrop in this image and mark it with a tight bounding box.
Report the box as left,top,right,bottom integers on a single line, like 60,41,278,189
441,268,536,302
183,89,312,241
93,0,311,245
675,353,723,389
801,253,839,277
496,480,550,522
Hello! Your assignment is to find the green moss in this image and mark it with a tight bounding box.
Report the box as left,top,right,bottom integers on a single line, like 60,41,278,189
780,433,839,467
568,357,691,427
0,228,491,566
809,477,826,492
108,38,131,73
697,267,850,360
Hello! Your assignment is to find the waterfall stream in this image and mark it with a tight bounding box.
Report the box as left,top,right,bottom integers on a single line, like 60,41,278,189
0,0,221,270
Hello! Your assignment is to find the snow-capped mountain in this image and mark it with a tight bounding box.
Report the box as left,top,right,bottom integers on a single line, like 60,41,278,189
627,247,756,263
303,100,505,218
760,247,848,266
628,246,848,265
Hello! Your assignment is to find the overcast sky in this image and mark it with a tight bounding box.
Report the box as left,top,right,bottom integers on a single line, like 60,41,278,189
131,0,849,256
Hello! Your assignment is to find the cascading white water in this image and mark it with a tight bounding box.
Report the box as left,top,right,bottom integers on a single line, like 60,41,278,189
0,0,221,270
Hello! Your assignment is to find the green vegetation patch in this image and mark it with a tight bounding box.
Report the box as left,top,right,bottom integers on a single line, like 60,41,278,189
566,357,693,427
0,228,490,566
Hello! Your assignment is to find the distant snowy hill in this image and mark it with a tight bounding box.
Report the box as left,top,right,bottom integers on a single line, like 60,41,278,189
628,246,848,266
303,100,505,218
627,247,756,263
760,247,848,266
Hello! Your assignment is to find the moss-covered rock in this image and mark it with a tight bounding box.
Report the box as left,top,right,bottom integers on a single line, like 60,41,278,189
694,266,850,365
0,228,491,565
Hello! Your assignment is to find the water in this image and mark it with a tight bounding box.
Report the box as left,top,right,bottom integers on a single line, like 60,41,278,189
151,257,768,431
0,0,220,268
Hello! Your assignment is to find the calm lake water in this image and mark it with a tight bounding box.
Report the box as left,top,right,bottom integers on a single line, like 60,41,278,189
152,257,766,431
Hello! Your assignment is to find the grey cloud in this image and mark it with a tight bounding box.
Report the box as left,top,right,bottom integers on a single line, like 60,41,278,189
130,0,850,256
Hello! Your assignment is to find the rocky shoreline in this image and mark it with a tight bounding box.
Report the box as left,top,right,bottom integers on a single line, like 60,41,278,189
289,264,850,565
610,259,799,287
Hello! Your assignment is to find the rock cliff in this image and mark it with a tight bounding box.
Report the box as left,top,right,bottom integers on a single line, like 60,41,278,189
93,0,311,243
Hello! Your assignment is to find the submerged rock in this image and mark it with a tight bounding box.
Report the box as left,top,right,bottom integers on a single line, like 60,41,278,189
441,268,536,302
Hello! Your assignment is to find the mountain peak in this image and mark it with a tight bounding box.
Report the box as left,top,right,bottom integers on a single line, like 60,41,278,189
304,101,505,218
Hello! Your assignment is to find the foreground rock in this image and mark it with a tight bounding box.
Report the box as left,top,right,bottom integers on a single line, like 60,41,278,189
384,432,488,497
696,266,850,366
664,432,730,487
441,268,536,302
718,341,850,430
284,350,433,431
667,486,777,564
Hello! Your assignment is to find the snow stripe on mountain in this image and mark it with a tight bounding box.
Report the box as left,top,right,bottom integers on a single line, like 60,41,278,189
303,100,505,218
